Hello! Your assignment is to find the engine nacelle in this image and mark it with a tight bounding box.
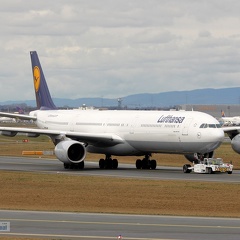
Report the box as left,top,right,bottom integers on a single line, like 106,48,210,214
54,140,86,164
184,151,214,163
231,134,240,154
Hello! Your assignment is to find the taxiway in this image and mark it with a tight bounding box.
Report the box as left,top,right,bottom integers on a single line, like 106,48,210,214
0,156,239,183
0,210,240,240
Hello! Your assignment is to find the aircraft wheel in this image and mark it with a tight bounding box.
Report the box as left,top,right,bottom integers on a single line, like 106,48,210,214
78,161,84,169
112,159,118,169
142,158,150,169
99,158,105,169
228,171,233,174
63,163,69,169
105,158,113,169
136,159,142,169
73,164,79,169
150,160,157,170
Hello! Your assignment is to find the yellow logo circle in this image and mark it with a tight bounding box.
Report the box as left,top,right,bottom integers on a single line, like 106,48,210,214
33,66,40,92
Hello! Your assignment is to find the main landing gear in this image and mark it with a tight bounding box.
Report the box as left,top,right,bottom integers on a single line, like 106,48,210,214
63,161,84,170
98,154,157,170
63,155,157,170
99,155,118,169
135,154,157,170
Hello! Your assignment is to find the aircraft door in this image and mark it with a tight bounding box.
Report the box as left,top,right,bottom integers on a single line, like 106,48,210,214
70,115,77,132
182,118,193,136
130,115,139,134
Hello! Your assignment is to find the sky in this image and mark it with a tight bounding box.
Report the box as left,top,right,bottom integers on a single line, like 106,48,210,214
1,0,240,102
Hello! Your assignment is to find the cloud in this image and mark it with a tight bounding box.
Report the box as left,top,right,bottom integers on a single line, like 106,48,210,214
0,0,240,103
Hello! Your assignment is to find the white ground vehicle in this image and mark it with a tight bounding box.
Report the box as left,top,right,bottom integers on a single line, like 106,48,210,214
183,158,233,174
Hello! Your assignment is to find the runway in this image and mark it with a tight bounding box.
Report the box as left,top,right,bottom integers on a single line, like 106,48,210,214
0,156,239,239
0,210,240,240
0,156,239,183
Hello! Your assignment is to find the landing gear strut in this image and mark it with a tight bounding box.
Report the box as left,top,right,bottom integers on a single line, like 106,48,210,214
136,154,157,170
99,155,118,169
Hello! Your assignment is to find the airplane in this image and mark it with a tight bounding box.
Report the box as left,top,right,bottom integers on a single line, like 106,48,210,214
220,109,240,156
219,110,240,126
0,116,16,123
0,51,225,170
0,107,25,123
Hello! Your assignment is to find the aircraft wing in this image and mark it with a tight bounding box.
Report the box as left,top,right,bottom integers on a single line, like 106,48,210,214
222,126,240,139
0,112,37,121
0,126,124,146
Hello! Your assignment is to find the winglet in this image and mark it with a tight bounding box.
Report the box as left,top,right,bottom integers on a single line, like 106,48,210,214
30,51,57,110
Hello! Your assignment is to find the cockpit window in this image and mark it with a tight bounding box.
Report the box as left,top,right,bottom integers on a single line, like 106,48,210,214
200,123,221,128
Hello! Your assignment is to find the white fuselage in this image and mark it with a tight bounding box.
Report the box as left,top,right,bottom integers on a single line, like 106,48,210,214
31,109,224,156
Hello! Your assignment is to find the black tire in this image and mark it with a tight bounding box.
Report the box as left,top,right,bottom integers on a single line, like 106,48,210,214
63,163,69,169
207,167,213,174
73,164,78,169
228,171,232,174
183,164,191,173
112,159,118,169
136,159,142,169
105,158,113,169
150,160,157,170
142,158,149,169
99,158,105,169
78,161,84,169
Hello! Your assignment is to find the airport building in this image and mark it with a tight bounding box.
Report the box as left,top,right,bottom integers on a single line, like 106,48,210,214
180,104,240,118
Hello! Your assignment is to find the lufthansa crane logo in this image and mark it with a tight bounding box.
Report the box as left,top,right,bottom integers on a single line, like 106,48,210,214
33,66,40,92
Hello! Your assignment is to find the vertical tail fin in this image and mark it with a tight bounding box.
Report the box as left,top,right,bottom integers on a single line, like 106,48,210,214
30,51,57,110
221,110,226,117
16,106,24,114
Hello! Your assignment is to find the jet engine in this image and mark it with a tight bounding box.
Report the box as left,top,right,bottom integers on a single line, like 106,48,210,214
184,151,214,163
54,140,86,164
231,134,240,154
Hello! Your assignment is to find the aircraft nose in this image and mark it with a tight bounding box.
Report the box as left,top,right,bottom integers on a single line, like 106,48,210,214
217,128,225,142
211,128,225,143
202,128,224,142
204,129,225,152
212,128,225,147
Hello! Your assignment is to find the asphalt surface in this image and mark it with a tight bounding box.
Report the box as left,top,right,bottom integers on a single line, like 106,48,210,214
0,156,239,239
0,210,240,240
0,156,239,183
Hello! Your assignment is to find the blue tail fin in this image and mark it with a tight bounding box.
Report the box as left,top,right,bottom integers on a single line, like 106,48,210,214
221,110,226,117
16,106,24,114
30,51,57,110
